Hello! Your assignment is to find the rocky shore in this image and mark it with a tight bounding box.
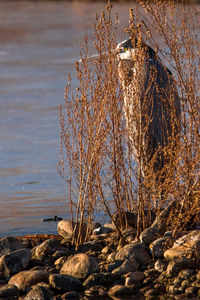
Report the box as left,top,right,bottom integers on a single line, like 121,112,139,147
0,202,199,300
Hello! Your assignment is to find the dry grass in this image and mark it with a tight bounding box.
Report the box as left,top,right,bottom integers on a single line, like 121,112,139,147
59,0,200,246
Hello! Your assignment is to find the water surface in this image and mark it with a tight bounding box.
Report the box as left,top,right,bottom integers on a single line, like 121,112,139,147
0,1,134,237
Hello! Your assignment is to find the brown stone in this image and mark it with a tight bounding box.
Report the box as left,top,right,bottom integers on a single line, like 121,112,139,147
0,249,31,278
60,253,99,280
8,270,49,292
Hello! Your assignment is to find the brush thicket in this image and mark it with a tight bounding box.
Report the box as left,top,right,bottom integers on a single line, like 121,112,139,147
59,1,200,246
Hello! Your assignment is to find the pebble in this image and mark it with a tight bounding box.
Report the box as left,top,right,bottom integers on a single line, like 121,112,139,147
0,203,198,299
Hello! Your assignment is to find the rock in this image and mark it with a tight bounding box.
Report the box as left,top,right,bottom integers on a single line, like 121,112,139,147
111,259,139,275
125,276,141,288
84,285,107,297
185,286,198,297
61,291,80,299
124,271,144,281
93,226,113,235
0,237,24,257
192,279,200,288
83,272,118,288
144,268,160,279
24,285,52,300
52,250,70,260
57,220,74,240
154,259,167,272
101,245,112,255
9,270,49,292
145,288,160,297
178,269,195,280
164,231,173,237
140,201,181,245
112,210,156,229
0,248,31,278
49,274,82,291
149,237,174,258
174,230,200,247
0,284,19,298
32,238,66,262
57,220,87,240
115,242,150,266
54,256,68,268
60,253,99,280
77,241,103,252
107,252,116,262
166,257,196,277
122,228,136,242
164,230,200,260
108,284,133,296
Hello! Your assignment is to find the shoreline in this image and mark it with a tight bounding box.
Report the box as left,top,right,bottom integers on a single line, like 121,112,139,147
0,207,199,299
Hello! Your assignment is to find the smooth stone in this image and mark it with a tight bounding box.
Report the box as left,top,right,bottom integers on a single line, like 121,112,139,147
174,230,200,247
77,241,103,252
108,284,133,296
54,256,68,268
9,270,49,292
0,248,31,278
52,250,70,260
107,252,116,262
154,259,167,272
178,269,195,279
32,238,66,262
125,276,141,287
57,220,87,240
140,201,181,245
149,237,174,258
124,271,144,281
166,257,195,277
24,285,52,300
101,245,112,255
111,259,139,275
49,274,82,291
57,220,74,239
0,237,24,258
0,284,19,298
83,272,118,288
60,253,99,280
112,210,156,229
164,230,200,260
115,242,150,266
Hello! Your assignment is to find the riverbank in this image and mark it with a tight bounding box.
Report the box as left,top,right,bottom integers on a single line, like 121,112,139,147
0,202,199,299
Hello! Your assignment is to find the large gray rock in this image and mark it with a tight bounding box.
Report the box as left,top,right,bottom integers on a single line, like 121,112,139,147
0,249,31,279
140,201,181,245
32,238,66,262
164,230,200,261
108,284,133,297
0,284,19,298
111,259,139,275
83,272,118,288
0,237,24,258
57,220,87,240
49,274,82,291
149,237,174,258
60,253,99,280
115,242,150,266
166,257,196,277
24,285,52,300
9,270,49,292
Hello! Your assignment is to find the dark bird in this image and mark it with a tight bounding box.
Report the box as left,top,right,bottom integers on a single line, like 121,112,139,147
79,37,181,201
116,38,181,183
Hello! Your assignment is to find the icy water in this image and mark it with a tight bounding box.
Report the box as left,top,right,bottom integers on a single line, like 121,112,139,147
0,0,136,237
